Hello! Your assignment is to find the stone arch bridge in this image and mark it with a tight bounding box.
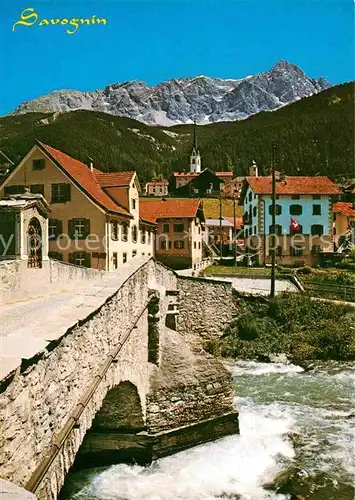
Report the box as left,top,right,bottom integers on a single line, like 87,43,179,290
0,257,239,500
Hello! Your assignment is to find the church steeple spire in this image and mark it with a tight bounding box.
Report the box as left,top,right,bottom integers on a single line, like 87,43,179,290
190,117,201,173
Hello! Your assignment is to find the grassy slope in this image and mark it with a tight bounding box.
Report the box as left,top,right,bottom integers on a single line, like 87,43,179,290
213,293,355,363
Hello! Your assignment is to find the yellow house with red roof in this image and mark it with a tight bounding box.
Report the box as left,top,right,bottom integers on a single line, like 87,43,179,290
0,141,155,270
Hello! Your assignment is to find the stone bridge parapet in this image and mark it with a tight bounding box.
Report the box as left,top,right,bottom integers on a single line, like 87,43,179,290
0,257,239,500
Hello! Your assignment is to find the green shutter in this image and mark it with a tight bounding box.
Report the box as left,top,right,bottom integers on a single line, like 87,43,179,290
68,219,74,239
57,220,63,236
66,184,71,202
84,219,91,237
84,253,91,268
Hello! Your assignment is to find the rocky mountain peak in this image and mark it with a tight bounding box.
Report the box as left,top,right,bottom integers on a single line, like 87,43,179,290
10,61,329,125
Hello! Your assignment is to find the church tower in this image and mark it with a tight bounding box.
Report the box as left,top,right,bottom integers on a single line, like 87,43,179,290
189,120,201,173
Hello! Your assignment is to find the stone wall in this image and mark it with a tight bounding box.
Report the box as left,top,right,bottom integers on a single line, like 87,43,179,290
146,328,236,433
176,276,239,351
0,258,168,499
0,259,105,305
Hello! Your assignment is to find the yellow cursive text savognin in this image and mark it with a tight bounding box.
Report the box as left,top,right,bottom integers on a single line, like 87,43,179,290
12,8,108,35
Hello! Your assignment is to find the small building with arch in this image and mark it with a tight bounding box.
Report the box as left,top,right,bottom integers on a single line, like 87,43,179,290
0,190,50,267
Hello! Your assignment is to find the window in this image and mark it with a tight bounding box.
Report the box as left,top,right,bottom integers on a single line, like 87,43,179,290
174,223,184,232
161,239,171,250
291,195,300,200
48,251,63,261
132,199,136,210
269,224,282,235
122,224,128,241
30,184,44,195
123,252,127,263
253,206,257,217
311,224,324,236
132,250,137,257
198,242,201,249
312,194,321,200
111,221,119,241
131,225,138,243
163,223,169,233
68,219,90,239
148,231,151,244
69,252,91,267
141,229,146,244
48,219,62,239
312,245,321,256
198,226,201,234
312,205,321,215
269,204,282,215
290,246,303,257
290,204,302,216
32,159,45,170
248,192,252,202
4,185,25,196
194,242,197,249
174,240,185,249
52,183,71,203
113,252,118,269
254,226,257,235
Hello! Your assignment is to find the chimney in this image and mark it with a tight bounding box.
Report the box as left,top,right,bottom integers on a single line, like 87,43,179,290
249,160,258,177
88,156,94,173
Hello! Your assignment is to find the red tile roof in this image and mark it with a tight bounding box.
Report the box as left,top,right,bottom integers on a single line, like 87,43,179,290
333,202,355,217
37,142,132,217
146,180,169,186
225,216,244,229
140,199,202,221
246,176,339,195
94,171,135,187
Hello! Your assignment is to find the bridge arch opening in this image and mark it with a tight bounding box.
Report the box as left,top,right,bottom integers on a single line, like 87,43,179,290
92,381,145,432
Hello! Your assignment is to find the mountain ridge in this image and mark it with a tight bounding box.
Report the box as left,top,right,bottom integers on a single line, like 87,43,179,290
11,60,329,126
0,82,353,184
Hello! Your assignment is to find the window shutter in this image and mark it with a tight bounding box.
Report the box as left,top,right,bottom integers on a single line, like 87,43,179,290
84,219,90,237
84,253,91,268
57,220,63,236
66,184,71,202
68,219,74,239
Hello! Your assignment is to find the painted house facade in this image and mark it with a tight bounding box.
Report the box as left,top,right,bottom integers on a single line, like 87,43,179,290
145,180,169,196
139,199,205,270
240,176,339,266
0,142,155,270
333,201,355,247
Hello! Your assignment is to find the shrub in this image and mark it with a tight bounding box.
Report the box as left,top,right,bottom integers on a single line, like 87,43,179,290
237,314,259,340
296,266,312,275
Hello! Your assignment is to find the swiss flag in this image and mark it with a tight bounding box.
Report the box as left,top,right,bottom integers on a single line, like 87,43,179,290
290,218,300,231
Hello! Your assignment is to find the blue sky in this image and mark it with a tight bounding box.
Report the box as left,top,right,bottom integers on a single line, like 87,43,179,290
0,0,354,115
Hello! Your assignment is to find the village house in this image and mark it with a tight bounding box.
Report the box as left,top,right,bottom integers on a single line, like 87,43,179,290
223,177,245,198
332,201,355,248
0,141,155,270
145,179,169,196
240,174,339,266
139,198,205,270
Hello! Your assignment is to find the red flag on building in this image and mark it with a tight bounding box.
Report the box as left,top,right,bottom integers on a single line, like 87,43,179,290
290,217,300,231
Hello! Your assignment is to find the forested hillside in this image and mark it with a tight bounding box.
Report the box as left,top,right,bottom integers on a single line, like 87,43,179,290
0,82,353,184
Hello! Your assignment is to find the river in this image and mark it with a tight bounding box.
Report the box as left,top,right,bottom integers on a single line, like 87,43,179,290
60,360,354,500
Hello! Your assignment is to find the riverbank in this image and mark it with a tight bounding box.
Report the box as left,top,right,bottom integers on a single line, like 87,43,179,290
206,293,355,365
